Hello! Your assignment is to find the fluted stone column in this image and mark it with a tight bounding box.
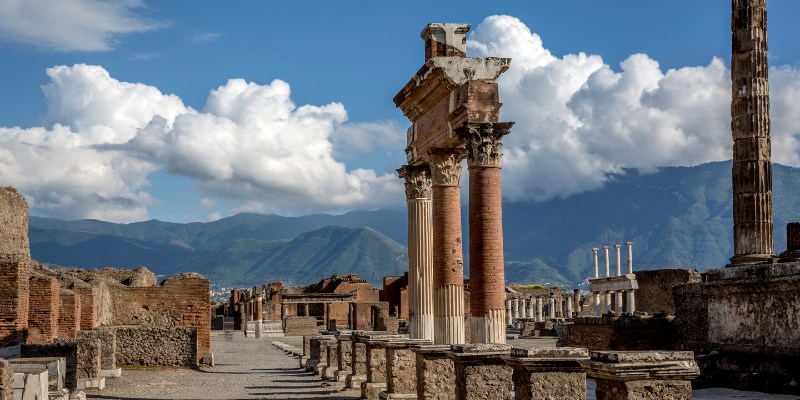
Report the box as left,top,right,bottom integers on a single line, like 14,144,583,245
615,291,624,313
548,296,555,320
626,242,633,274
459,122,512,344
511,297,519,320
518,298,527,320
399,165,434,341
565,295,573,318
730,0,774,265
506,299,513,326
526,297,534,319
429,149,467,345
592,248,600,279
603,246,610,277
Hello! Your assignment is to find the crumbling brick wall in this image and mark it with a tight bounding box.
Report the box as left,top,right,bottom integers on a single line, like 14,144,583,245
27,273,60,343
58,289,81,339
0,358,11,400
567,316,673,352
70,284,97,331
109,273,211,366
636,268,701,315
114,327,198,367
0,187,30,347
351,302,390,330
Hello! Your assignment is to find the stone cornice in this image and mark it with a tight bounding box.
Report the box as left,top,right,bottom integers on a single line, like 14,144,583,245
427,149,466,186
397,165,433,200
457,122,514,167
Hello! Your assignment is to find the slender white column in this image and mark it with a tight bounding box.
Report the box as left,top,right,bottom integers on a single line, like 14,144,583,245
604,292,612,315
526,297,534,318
399,165,434,341
506,299,513,325
615,291,624,313
627,290,636,313
593,293,600,316
511,297,519,320
592,248,600,278
518,298,527,319
535,297,543,322
626,241,634,274
603,246,610,277
548,296,556,319
615,244,622,276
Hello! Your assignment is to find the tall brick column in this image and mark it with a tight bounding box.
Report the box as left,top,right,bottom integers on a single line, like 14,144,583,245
730,0,774,265
429,149,466,345
459,122,512,343
398,165,434,342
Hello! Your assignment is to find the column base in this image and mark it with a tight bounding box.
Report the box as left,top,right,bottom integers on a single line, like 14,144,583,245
322,365,338,380
313,361,328,375
333,369,349,382
470,310,506,344
346,374,366,389
434,285,465,345
728,253,776,266
362,382,387,400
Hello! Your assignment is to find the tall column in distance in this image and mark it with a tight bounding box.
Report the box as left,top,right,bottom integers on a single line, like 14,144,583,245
730,0,774,264
429,149,467,345
615,244,622,276
626,242,633,274
604,246,610,277
398,165,434,341
592,248,600,278
460,121,513,344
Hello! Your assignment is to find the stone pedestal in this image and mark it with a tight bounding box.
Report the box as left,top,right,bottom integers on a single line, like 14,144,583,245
314,338,332,375
349,333,402,390
334,332,354,382
580,351,699,400
378,339,431,399
362,339,390,400
323,339,339,380
413,345,454,400
305,335,322,371
504,347,589,400
446,344,513,400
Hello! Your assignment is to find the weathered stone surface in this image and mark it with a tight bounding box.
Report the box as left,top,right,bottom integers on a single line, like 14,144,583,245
511,347,589,359
113,327,198,367
514,371,585,400
635,269,701,315
582,351,698,400
20,342,78,392
414,345,455,400
0,358,11,400
567,316,673,352
0,187,30,262
594,378,692,400
284,316,318,336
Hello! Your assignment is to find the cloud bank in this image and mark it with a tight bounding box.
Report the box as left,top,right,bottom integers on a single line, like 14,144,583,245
0,64,402,222
0,0,160,51
469,15,800,202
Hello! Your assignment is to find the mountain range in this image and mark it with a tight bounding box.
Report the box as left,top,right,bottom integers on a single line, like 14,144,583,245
28,161,800,288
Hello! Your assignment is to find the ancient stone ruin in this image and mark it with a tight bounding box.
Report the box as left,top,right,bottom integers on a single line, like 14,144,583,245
0,186,212,399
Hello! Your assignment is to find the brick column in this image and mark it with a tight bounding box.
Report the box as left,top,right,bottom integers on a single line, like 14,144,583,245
429,149,467,345
58,289,81,339
0,187,30,348
730,0,774,264
27,274,60,344
398,165,434,342
459,121,512,344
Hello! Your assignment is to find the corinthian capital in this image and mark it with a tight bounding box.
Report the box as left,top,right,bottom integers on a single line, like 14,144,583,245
397,165,432,199
457,122,514,167
427,148,466,186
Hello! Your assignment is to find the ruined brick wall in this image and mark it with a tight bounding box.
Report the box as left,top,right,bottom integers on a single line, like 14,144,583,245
351,302,390,331
0,358,11,400
82,329,116,370
109,273,211,366
0,188,31,347
114,327,198,367
58,289,81,339
27,273,60,343
567,317,673,352
70,284,97,331
636,269,701,315
380,274,408,319
283,316,318,336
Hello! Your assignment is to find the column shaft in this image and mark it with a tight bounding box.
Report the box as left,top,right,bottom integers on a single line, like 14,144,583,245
730,0,774,263
430,151,466,345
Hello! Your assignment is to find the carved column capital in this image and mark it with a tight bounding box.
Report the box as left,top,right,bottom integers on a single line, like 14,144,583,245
427,148,466,186
457,121,514,167
397,165,432,200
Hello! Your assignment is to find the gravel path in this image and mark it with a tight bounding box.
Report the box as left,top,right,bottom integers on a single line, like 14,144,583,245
87,331,360,400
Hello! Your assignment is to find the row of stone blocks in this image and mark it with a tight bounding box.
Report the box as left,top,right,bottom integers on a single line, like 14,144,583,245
1,356,79,400
300,331,700,400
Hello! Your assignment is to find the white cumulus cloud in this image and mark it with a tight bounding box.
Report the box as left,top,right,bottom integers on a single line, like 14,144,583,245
468,15,800,202
0,64,402,222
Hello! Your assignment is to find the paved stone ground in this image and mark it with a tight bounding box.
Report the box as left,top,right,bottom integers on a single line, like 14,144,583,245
87,332,798,400
87,331,360,400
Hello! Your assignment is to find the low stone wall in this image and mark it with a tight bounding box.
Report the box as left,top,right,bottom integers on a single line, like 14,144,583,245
0,358,11,400
636,268,701,315
113,327,198,367
567,316,672,352
283,316,317,336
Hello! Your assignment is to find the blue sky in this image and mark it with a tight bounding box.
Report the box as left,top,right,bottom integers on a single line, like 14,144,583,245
1,1,799,223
